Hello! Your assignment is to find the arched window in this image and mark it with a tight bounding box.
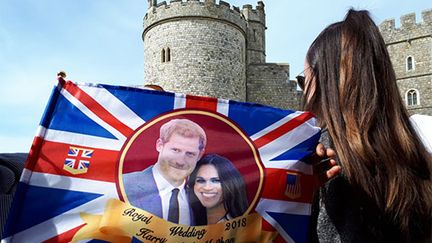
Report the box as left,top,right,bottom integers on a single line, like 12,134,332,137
166,47,171,62
406,56,415,71
161,49,166,63
406,89,419,106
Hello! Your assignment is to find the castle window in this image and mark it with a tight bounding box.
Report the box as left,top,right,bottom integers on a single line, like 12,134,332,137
161,49,166,63
166,47,171,62
406,56,415,71
406,89,419,106
161,47,171,63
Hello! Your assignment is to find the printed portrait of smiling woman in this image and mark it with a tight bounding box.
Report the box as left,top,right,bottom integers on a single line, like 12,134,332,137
188,154,249,225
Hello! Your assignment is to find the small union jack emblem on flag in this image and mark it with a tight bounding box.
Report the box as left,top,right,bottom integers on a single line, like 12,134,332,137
63,146,94,175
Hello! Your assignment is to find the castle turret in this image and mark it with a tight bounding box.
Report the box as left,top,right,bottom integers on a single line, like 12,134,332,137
143,0,248,101
142,0,302,110
379,9,432,115
147,0,157,7
242,1,266,64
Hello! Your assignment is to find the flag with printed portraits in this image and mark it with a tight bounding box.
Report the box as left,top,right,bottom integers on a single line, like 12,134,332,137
1,78,320,243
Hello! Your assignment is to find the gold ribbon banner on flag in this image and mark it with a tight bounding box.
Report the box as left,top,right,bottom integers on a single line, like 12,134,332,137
71,199,276,243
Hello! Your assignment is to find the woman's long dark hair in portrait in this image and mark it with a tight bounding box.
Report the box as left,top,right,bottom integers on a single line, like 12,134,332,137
303,9,432,241
188,154,249,225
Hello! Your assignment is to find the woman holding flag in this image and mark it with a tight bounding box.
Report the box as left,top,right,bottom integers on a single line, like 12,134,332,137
298,9,432,242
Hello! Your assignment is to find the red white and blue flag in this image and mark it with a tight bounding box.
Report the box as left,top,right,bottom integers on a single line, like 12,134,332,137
63,147,94,175
1,78,321,243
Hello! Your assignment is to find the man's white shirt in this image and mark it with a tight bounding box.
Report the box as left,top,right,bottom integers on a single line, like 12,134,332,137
152,166,191,225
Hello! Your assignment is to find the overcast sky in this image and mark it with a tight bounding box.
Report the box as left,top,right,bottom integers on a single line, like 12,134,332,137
0,0,430,152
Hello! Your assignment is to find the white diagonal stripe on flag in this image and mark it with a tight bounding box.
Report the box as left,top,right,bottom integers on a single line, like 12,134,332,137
23,169,118,198
263,160,313,174
43,128,124,151
256,198,312,243
256,198,311,216
258,120,320,166
80,85,146,130
250,111,304,141
60,88,127,141
0,196,112,243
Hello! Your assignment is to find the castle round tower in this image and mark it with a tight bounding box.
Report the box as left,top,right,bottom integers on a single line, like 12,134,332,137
143,0,248,101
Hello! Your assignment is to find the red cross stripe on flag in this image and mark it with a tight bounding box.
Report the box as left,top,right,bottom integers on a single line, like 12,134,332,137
63,146,94,175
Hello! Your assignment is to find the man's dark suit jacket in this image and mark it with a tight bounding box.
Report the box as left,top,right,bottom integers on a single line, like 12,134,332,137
0,153,27,239
122,165,194,225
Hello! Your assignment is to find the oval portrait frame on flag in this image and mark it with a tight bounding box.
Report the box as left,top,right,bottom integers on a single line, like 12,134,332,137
117,109,264,220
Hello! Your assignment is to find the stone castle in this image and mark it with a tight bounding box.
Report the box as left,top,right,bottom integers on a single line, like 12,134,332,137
380,9,432,116
143,0,301,110
143,0,431,115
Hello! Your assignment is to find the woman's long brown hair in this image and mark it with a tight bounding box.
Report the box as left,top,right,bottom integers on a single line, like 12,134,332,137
303,9,432,238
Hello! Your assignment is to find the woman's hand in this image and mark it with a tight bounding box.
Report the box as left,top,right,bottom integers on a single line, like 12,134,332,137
313,143,341,186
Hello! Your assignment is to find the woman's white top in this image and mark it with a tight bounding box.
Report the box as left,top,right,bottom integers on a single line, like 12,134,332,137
410,114,432,153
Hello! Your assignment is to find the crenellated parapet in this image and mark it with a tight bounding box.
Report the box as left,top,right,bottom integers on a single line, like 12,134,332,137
143,0,249,38
241,1,265,26
379,9,432,44
242,1,266,64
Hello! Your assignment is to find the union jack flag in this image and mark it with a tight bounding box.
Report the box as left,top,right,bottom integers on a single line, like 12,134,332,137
63,147,93,175
1,78,321,243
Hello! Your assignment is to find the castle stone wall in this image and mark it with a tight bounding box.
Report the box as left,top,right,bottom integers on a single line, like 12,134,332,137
144,19,246,101
380,9,432,116
386,37,432,79
247,63,301,110
397,76,432,116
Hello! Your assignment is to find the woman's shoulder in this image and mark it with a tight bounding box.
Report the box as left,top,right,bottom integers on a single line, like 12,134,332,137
316,176,406,242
